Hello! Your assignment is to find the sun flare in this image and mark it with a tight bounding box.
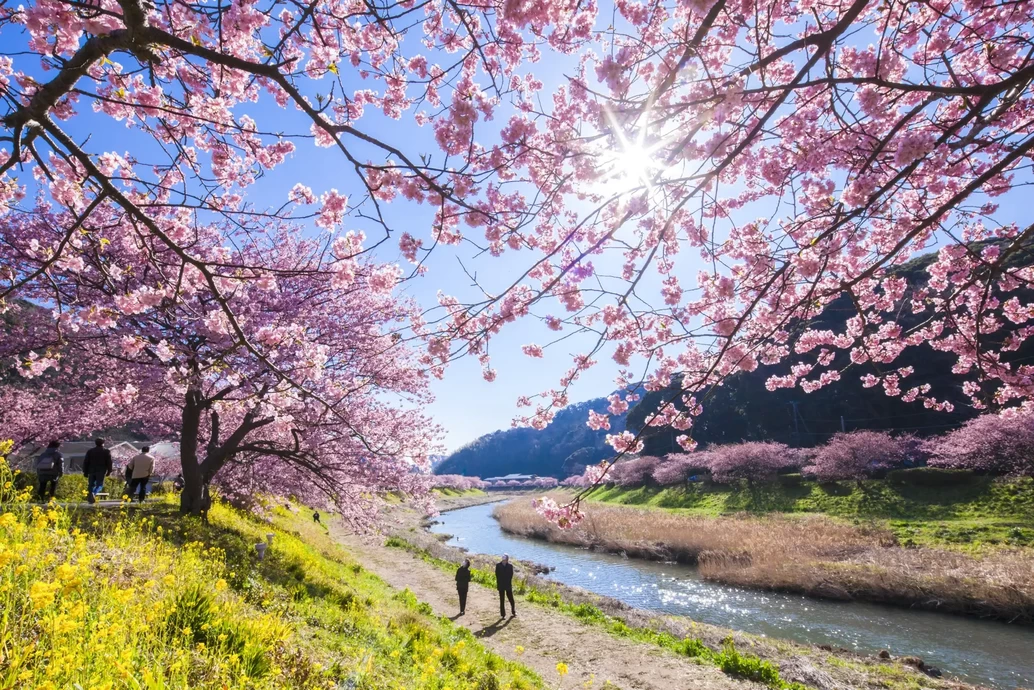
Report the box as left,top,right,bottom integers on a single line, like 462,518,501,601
598,110,670,198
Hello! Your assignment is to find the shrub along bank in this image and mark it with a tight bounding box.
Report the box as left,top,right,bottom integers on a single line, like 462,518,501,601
0,450,541,690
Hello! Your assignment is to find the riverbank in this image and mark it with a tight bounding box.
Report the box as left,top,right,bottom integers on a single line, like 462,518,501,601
494,496,1034,624
585,472,1034,550
378,501,986,690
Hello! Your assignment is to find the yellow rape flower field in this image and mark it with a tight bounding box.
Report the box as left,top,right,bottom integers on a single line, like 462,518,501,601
0,444,542,690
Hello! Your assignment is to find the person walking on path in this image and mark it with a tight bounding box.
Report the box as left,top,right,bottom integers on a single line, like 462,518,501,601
34,441,63,502
126,446,155,503
455,558,472,615
82,439,112,504
495,554,516,618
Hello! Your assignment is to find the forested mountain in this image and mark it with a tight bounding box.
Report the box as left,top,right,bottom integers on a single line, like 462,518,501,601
435,398,627,479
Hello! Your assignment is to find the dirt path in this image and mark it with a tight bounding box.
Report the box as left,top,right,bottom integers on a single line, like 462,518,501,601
334,529,759,690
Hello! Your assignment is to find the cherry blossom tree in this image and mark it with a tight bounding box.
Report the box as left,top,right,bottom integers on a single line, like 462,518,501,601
926,411,1034,476
431,474,487,491
0,210,438,519
803,431,905,482
607,454,662,486
651,453,710,485
700,442,794,484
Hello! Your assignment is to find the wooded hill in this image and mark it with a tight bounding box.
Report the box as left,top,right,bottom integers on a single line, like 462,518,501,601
435,397,628,479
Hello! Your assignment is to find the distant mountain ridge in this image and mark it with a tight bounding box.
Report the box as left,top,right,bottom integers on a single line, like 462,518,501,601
434,397,627,479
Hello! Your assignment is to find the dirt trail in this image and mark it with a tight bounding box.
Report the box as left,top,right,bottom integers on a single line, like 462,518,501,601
334,528,759,690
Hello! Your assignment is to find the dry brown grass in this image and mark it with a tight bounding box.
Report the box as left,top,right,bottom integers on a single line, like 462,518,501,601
494,498,1034,623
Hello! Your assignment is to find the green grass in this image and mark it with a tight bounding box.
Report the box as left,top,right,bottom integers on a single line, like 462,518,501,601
431,488,487,498
385,536,810,690
583,470,1034,549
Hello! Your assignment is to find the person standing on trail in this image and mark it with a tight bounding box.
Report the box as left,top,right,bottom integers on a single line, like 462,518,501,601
126,446,155,503
34,441,63,502
495,554,515,618
455,558,472,615
82,438,112,504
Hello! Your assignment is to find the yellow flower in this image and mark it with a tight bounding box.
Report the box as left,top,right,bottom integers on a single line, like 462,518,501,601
0,512,17,529
214,578,227,592
556,662,569,677
29,581,60,610
515,645,524,655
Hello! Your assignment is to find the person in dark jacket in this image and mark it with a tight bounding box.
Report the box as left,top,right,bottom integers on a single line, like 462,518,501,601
455,558,472,615
82,438,113,504
34,441,63,502
495,554,515,618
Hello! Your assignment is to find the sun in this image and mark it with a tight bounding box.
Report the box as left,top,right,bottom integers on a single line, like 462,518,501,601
597,110,670,198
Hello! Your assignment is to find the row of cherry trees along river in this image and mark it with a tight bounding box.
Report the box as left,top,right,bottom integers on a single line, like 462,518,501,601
562,412,1034,491
2,0,1034,525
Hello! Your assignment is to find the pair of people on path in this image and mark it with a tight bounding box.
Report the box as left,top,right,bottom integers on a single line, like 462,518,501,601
455,554,516,618
83,439,155,504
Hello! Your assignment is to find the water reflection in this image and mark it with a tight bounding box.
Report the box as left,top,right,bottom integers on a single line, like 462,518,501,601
431,501,1034,689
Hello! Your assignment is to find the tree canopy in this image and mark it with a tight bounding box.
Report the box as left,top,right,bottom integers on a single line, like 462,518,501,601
3,0,1034,522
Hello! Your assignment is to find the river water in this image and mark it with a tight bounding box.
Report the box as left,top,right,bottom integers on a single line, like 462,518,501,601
430,501,1034,690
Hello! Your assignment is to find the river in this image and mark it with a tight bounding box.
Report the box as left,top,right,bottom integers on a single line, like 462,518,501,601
430,501,1034,690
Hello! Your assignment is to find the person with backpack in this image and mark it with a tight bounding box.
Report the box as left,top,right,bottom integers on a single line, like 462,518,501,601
126,446,155,503
34,441,63,502
82,438,113,504
455,558,472,615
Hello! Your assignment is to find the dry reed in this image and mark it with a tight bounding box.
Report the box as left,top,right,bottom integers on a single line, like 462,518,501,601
493,498,1034,623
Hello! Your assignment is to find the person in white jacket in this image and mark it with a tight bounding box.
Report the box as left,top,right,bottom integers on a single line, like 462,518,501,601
126,447,155,503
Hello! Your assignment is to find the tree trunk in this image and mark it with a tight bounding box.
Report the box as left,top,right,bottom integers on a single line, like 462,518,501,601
180,479,205,514
179,386,205,515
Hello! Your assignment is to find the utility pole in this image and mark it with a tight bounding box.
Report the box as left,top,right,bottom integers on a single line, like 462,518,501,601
840,415,846,433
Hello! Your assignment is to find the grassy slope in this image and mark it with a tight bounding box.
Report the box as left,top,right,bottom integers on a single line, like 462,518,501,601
585,470,1034,549
0,458,540,689
432,488,487,498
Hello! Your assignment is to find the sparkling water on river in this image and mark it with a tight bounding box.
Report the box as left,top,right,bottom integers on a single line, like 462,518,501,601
430,501,1034,690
